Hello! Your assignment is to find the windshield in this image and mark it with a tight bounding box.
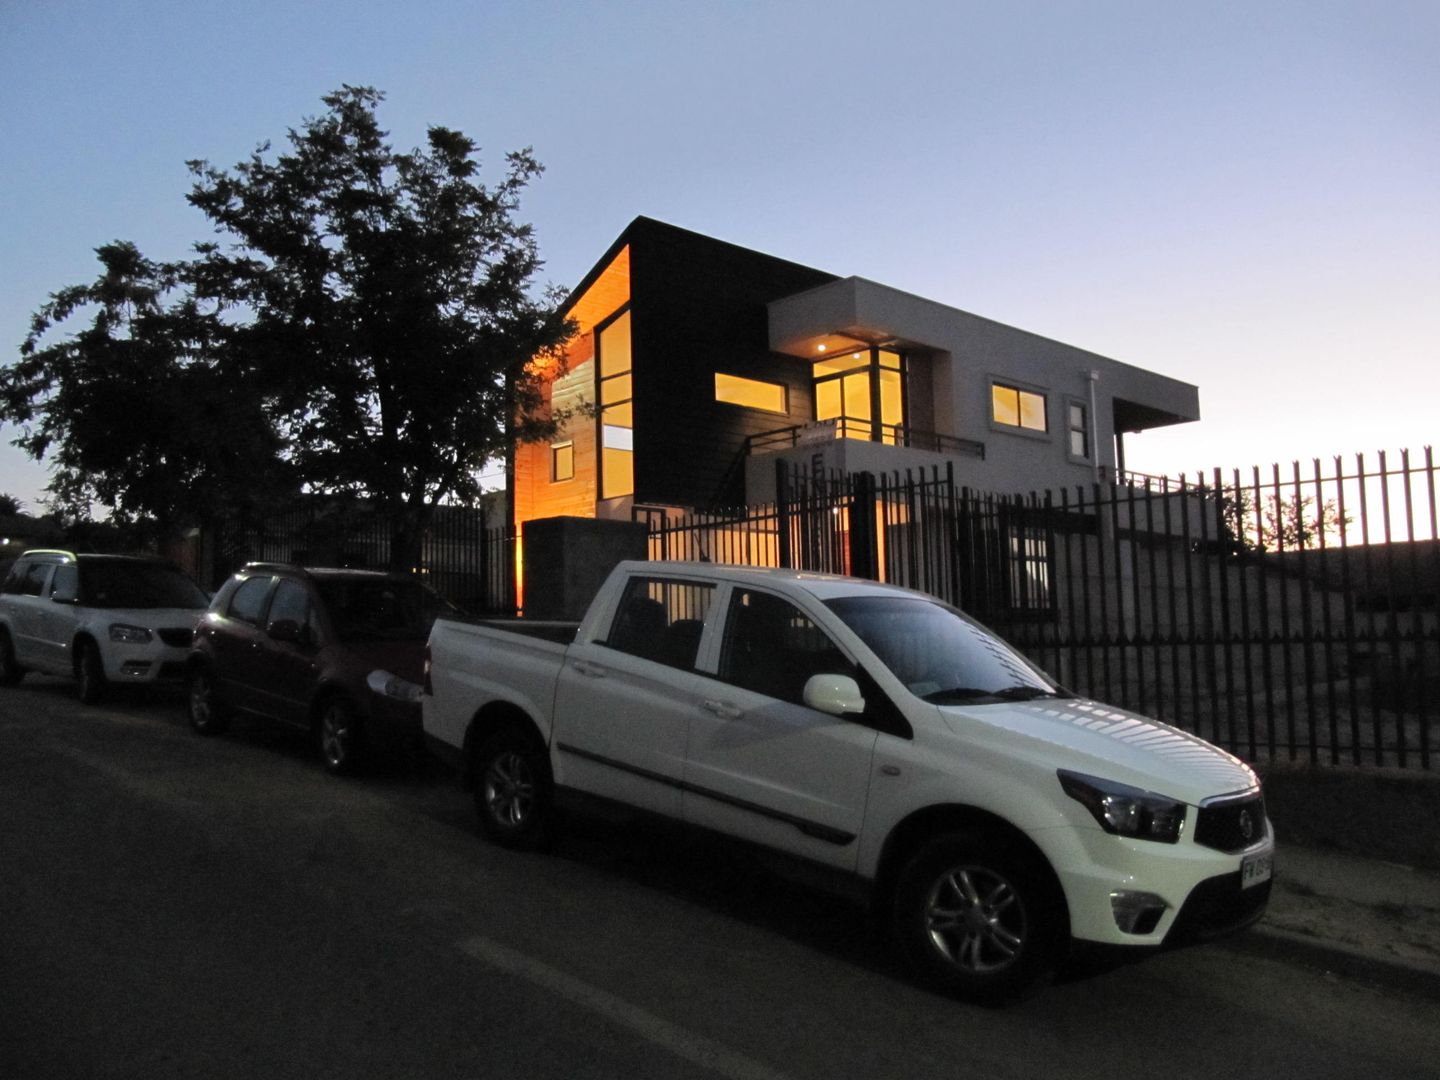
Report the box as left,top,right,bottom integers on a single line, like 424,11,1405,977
824,595,1066,704
81,562,209,610
315,578,450,643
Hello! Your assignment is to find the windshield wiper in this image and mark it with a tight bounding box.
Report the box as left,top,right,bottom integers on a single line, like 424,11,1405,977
992,685,1067,701
922,685,1067,704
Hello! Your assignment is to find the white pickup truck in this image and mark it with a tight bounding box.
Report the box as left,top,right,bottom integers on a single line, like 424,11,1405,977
422,561,1274,1001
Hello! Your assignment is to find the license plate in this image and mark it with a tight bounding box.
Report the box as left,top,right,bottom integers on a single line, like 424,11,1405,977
1241,851,1273,889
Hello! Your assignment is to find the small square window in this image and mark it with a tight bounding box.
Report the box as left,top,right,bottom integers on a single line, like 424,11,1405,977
551,442,574,482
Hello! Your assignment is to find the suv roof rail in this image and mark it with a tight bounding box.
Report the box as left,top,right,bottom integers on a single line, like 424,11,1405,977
19,548,77,561
242,561,310,576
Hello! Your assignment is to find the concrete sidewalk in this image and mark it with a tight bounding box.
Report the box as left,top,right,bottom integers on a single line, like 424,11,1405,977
1230,842,1440,999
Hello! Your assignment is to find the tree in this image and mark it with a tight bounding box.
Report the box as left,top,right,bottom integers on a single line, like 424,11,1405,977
1216,486,1350,553
185,86,574,570
1,242,287,542
0,494,23,517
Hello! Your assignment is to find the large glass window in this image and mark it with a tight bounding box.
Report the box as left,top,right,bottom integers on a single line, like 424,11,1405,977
813,348,906,444
597,309,633,499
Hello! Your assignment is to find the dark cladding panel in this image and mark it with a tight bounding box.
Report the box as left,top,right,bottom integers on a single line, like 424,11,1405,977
625,219,836,509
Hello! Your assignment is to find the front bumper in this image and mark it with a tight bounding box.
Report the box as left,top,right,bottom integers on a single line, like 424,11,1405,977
102,644,192,684
1034,817,1276,947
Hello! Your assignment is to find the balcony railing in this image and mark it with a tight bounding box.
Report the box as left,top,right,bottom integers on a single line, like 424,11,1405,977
747,418,985,459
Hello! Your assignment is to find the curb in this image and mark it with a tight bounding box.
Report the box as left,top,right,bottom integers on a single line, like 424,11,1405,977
1228,924,1440,1002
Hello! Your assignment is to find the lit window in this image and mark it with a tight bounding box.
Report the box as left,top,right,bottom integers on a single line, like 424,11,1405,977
1068,402,1089,459
597,310,633,499
715,373,787,414
551,442,574,482
813,348,907,444
992,383,1047,432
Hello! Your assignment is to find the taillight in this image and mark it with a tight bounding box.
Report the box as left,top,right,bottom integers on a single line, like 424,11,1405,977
422,643,433,696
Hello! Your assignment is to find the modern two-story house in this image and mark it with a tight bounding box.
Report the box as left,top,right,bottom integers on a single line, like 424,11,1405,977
513,217,1199,534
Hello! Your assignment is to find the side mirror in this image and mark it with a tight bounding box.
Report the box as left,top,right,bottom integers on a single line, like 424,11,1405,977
268,618,306,645
803,673,866,717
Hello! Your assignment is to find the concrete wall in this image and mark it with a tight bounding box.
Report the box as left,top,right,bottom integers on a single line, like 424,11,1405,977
522,516,648,620
769,276,1201,500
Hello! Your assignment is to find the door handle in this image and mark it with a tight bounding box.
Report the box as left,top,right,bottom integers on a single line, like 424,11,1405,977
572,660,607,679
701,699,743,720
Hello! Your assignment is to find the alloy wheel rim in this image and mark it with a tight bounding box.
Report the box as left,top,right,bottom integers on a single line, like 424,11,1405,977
321,707,349,766
923,865,1027,974
190,677,211,725
484,751,534,827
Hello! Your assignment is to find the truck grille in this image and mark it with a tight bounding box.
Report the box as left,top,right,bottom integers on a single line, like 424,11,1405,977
1195,793,1267,853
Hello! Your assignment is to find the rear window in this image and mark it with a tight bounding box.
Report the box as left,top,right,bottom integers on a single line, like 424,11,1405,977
81,562,209,609
315,578,449,643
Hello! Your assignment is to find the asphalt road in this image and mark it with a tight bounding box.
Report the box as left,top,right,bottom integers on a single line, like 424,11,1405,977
4,676,1440,1080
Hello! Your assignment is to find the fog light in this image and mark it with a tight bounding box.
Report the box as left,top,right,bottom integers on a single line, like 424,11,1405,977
1111,890,1168,935
121,661,152,677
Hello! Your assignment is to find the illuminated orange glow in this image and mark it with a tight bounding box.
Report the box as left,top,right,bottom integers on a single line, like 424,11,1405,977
515,245,631,533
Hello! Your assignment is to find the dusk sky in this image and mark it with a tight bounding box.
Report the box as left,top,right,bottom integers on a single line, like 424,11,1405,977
2,0,1436,513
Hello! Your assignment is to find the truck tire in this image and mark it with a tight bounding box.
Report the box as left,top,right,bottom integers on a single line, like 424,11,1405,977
474,724,553,850
892,830,1064,1003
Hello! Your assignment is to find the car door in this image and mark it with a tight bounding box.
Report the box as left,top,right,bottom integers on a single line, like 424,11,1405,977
550,575,717,819
211,574,276,714
35,562,81,673
249,577,321,727
682,586,879,872
9,561,55,670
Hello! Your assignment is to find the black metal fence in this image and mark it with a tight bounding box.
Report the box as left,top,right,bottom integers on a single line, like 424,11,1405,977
217,499,516,615
644,450,1440,770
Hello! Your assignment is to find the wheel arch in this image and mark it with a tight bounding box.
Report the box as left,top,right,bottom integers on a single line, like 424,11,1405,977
70,631,101,670
461,701,546,789
872,803,1071,939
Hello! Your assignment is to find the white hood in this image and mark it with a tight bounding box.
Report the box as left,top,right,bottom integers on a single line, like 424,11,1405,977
938,697,1258,805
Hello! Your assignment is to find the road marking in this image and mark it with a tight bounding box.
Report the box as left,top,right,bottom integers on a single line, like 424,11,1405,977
457,935,795,1080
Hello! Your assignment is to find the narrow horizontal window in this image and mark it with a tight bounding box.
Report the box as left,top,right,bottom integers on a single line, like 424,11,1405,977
992,383,1047,432
714,373,787,415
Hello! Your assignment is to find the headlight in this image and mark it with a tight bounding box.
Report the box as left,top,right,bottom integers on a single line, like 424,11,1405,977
109,624,153,644
1058,770,1186,844
366,669,423,703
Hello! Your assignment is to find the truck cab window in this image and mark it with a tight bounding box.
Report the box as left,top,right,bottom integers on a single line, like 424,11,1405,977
719,589,854,707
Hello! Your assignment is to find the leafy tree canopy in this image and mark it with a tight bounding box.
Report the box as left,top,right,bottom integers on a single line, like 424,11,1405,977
4,87,572,564
187,85,574,564
2,241,287,538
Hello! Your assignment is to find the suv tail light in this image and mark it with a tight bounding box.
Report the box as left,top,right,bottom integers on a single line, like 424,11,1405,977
423,643,433,696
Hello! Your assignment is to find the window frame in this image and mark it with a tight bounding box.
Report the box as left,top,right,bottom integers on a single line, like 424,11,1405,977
989,377,1050,440
714,372,789,416
550,441,575,483
1065,397,1091,463
595,304,634,501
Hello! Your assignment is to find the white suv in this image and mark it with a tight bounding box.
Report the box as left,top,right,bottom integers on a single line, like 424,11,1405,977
0,550,209,703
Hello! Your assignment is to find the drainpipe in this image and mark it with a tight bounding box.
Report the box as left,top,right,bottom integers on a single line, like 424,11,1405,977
1086,369,1103,484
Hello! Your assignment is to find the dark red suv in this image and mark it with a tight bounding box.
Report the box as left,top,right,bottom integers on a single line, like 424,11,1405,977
186,563,453,773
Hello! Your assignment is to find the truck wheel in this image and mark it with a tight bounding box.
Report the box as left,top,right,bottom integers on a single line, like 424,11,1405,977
188,667,230,735
0,629,25,686
892,830,1063,1004
75,640,107,705
317,697,362,776
474,724,553,850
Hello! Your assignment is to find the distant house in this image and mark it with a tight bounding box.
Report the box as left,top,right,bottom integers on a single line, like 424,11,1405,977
513,217,1199,532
